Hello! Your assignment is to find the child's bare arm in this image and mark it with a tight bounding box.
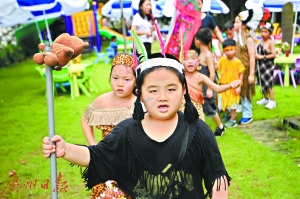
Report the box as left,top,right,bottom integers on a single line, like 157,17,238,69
238,72,243,86
63,142,90,167
246,37,256,84
207,53,216,82
206,53,216,97
235,72,243,95
200,73,240,93
211,175,229,199
81,118,97,146
266,40,276,59
212,26,224,43
43,135,90,167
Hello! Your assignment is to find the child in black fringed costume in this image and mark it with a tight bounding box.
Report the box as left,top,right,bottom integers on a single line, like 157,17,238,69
42,52,231,198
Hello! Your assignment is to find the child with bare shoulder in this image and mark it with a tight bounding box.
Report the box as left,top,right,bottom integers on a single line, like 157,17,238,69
182,49,241,136
81,54,136,145
255,22,277,109
81,53,136,199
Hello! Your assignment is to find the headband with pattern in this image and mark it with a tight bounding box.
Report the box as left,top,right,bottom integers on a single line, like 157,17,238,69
112,54,135,69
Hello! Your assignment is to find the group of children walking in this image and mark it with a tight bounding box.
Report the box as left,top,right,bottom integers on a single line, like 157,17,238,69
41,2,278,198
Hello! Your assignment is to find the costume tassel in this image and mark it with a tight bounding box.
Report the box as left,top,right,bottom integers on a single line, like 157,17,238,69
132,91,144,120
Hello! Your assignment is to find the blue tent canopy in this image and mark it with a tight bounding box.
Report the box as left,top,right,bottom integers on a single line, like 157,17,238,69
263,0,300,12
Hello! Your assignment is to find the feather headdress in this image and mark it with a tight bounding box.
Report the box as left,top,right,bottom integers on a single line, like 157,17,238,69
149,13,166,58
131,29,148,63
132,42,139,67
238,0,265,46
239,0,271,30
239,7,263,30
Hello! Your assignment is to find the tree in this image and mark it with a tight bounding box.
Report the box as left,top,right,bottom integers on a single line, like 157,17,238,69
281,3,294,50
213,0,246,30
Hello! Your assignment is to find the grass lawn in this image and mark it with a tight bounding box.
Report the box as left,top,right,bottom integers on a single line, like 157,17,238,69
0,40,300,198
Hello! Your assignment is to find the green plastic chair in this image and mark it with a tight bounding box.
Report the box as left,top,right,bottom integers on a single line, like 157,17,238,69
35,66,46,81
35,66,74,99
52,67,74,99
35,66,48,97
77,60,99,94
36,66,61,96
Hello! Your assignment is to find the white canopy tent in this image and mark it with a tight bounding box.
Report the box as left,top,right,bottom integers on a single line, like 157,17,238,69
161,0,229,18
101,0,163,19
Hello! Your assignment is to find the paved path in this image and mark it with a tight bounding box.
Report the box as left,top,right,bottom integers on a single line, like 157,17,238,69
237,118,300,165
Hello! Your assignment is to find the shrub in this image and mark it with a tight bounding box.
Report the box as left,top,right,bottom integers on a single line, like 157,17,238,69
0,43,26,67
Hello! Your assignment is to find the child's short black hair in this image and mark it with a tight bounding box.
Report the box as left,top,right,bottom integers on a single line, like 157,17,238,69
224,20,234,31
222,39,236,49
194,28,212,46
111,36,117,40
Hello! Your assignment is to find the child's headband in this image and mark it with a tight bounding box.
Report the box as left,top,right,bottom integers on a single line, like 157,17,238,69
187,50,198,56
223,46,237,51
136,58,185,75
260,22,273,33
112,54,135,69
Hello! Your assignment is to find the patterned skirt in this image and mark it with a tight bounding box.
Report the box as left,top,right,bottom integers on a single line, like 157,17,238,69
257,59,274,94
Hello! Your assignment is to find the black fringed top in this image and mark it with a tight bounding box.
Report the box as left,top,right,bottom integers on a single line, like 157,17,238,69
83,111,230,199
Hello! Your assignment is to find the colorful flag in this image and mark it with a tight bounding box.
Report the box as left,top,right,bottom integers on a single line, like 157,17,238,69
165,0,202,59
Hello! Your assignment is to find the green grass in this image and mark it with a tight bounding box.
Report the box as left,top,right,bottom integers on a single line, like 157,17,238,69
0,40,300,198
293,45,300,54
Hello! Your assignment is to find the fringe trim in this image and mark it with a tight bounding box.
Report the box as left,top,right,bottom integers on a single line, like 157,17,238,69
81,123,230,198
123,135,191,198
205,173,232,198
82,167,91,190
82,105,134,126
121,124,209,198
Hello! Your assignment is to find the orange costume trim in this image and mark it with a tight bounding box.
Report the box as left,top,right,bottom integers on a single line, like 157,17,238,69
179,83,205,121
223,46,237,52
187,83,204,104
